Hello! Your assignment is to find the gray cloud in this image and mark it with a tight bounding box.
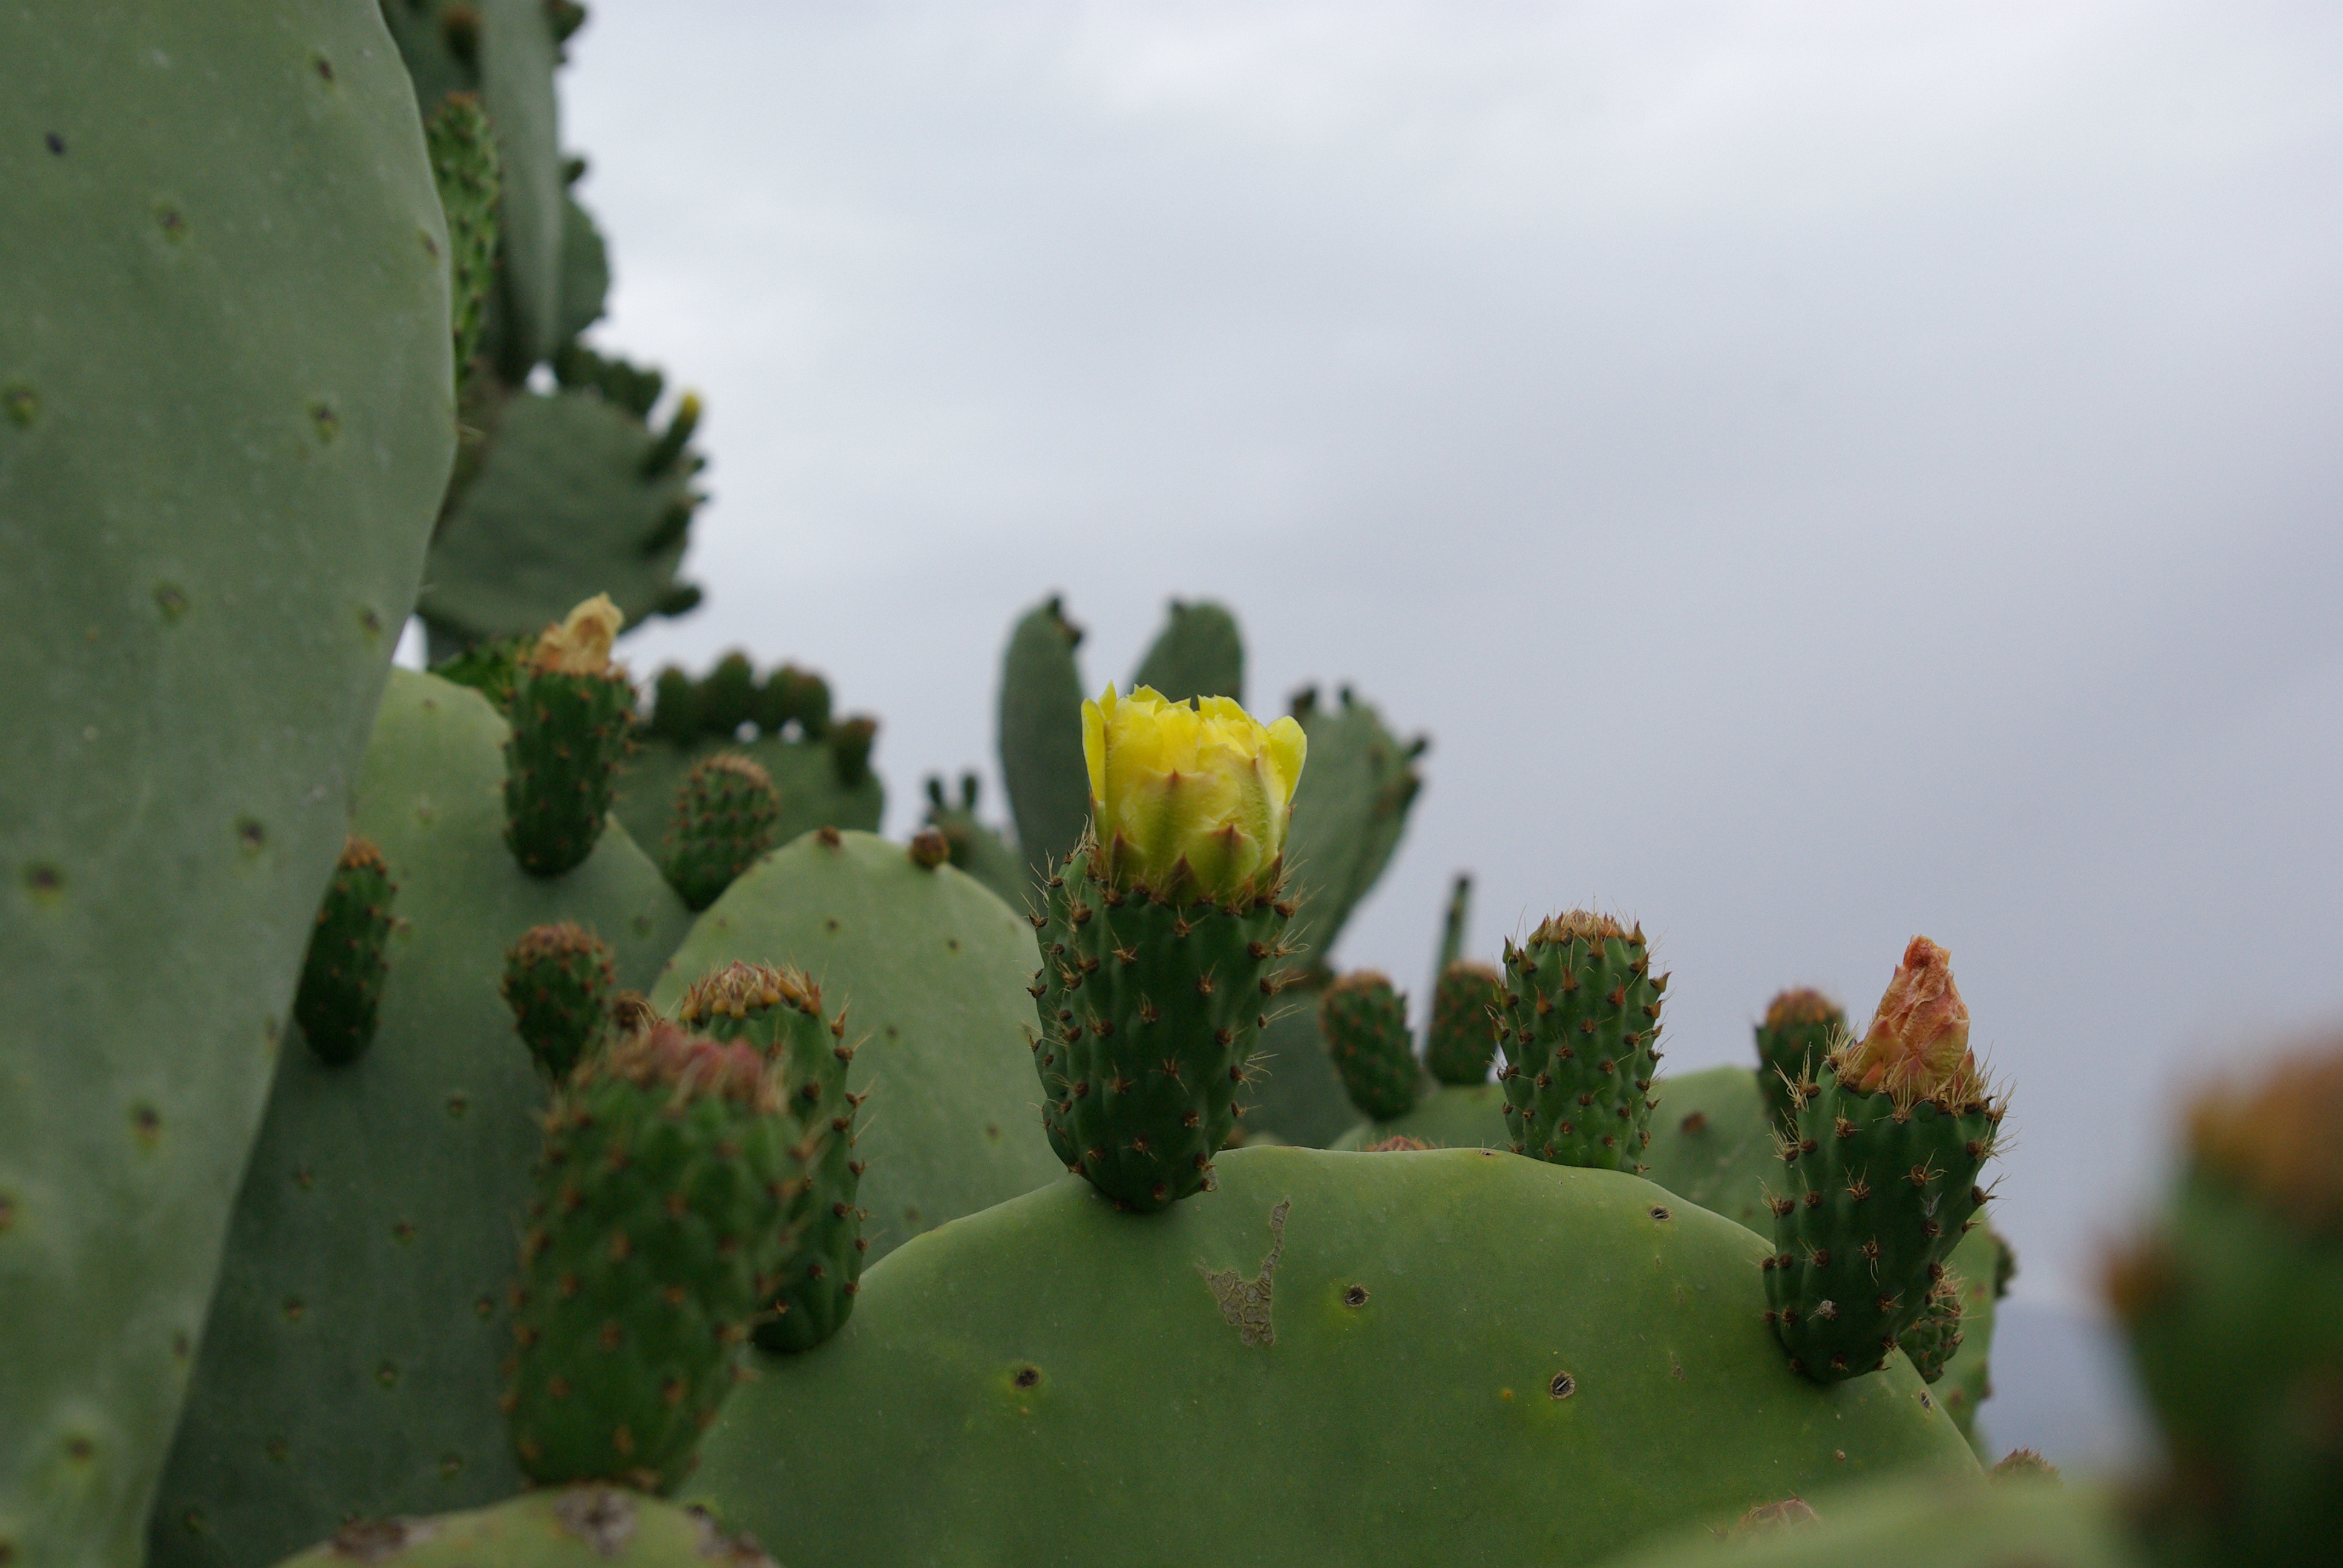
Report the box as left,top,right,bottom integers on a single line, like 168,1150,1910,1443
548,1,2343,1303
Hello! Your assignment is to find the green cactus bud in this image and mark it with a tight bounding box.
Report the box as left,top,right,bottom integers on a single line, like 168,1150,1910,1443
503,597,636,877
506,1019,807,1492
1425,960,1502,1085
1765,937,2001,1383
423,92,500,396
500,921,615,1080
1756,986,1843,1132
1320,971,1420,1122
1896,1271,1967,1385
830,714,878,789
1495,912,1666,1171
675,961,867,1354
696,652,758,739
661,753,781,912
1031,833,1298,1211
646,666,700,745
292,837,398,1065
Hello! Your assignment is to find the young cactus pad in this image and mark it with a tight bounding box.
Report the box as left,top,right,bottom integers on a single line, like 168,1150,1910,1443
1496,912,1667,1171
504,596,636,876
645,830,1062,1263
265,1486,777,1568
1765,938,2002,1383
1755,987,1844,1132
662,752,782,911
687,1146,1980,1567
507,1022,804,1493
675,962,868,1354
294,837,400,1065
1321,971,1422,1122
1,8,454,1560
1426,959,1504,1085
502,921,617,1080
150,671,692,1568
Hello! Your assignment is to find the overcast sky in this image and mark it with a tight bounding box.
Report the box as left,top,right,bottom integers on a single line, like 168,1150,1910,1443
496,1,2343,1304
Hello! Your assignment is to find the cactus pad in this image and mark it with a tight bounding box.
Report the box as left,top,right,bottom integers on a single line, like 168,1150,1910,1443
266,1485,776,1568
689,1146,1981,1566
1,7,454,1558
504,659,635,877
997,596,1089,884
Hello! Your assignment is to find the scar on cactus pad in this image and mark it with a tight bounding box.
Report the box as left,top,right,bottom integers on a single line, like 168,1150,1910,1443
1764,936,2004,1383
1032,685,1307,1211
505,595,636,877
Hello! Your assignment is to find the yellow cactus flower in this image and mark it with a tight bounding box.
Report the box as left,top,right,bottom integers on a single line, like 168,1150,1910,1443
531,592,624,675
1081,684,1306,901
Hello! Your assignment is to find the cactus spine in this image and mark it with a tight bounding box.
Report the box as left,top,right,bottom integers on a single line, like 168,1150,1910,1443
1764,938,2002,1382
505,1021,804,1492
674,962,867,1354
1495,912,1666,1170
292,837,399,1065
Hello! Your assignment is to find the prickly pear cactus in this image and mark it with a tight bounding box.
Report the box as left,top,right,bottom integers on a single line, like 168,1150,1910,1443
149,671,692,1568
266,1486,778,1568
689,1147,1981,1566
1426,959,1503,1085
647,830,1061,1262
1755,987,1843,1132
0,8,453,1562
1329,1079,1509,1150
